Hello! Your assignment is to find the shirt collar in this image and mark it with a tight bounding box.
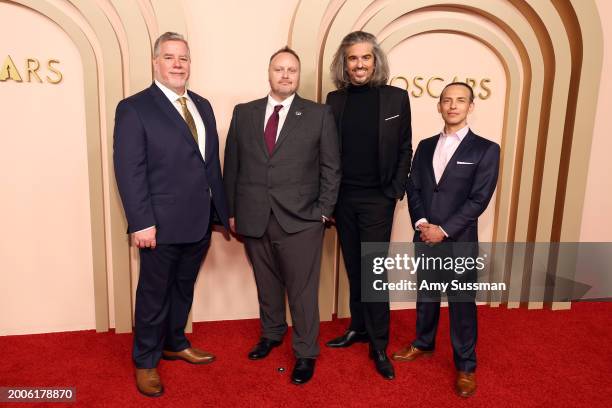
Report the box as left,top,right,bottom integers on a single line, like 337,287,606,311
155,80,190,103
440,124,470,140
267,93,295,111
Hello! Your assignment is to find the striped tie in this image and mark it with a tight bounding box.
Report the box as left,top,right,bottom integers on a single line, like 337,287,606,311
178,97,198,144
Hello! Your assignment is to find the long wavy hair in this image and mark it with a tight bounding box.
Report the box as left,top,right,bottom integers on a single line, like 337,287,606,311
330,31,390,89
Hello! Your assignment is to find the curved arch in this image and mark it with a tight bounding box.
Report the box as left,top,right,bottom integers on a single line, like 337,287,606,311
289,0,604,312
9,0,109,331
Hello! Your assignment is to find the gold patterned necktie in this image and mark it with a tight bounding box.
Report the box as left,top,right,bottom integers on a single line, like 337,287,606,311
177,97,198,144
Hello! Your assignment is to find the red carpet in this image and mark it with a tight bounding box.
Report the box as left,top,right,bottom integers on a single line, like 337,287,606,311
1,302,611,407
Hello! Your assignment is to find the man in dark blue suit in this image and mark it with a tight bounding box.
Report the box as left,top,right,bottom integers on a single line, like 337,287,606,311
113,32,229,397
393,82,500,398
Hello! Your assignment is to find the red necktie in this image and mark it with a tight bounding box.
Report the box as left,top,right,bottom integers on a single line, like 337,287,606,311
264,105,283,155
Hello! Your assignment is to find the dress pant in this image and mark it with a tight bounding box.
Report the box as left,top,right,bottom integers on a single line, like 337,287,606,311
244,213,325,359
335,186,396,351
132,232,211,369
412,243,478,373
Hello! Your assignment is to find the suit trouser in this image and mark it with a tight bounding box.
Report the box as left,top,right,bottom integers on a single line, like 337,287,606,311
335,186,396,351
244,213,325,359
412,244,478,373
132,232,210,369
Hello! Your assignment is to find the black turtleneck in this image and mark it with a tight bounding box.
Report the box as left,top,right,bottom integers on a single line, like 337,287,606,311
340,84,380,188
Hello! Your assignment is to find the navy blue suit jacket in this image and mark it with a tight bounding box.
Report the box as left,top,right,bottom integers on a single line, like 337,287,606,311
113,83,229,244
406,130,500,243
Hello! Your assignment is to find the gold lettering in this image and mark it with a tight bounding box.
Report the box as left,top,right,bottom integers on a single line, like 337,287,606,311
479,78,491,99
465,78,476,89
46,59,62,84
0,55,23,82
26,58,42,83
412,76,424,98
452,76,460,83
426,77,444,98
390,76,409,91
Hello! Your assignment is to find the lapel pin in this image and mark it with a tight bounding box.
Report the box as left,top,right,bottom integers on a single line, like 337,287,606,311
295,111,302,116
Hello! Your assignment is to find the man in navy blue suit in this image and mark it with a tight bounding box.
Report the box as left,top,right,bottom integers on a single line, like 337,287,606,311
113,32,229,397
393,82,500,398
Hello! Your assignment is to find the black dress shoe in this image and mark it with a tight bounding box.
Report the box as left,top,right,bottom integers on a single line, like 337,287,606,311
325,330,368,348
370,349,395,380
291,358,316,385
248,338,282,360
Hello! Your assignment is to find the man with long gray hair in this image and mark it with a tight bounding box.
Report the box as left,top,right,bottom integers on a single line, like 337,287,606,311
114,32,229,397
325,31,412,380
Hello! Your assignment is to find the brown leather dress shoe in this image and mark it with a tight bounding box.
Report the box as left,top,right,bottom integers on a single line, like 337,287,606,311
392,345,434,361
162,347,216,364
455,371,477,397
135,368,163,397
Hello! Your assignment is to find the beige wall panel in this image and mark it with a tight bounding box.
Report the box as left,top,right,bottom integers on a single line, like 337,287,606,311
0,2,95,335
290,0,340,101
1,1,608,336
151,0,187,36
385,26,508,243
360,0,545,310
518,1,572,309
338,2,532,311
109,0,153,94
366,2,541,232
182,0,301,322
135,0,158,43
68,0,134,332
374,10,525,307
577,0,608,242
387,24,514,313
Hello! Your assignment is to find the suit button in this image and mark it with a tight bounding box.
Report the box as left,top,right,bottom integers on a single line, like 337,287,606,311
434,188,439,193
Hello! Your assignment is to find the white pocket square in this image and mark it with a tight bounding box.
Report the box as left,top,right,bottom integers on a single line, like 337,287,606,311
384,114,400,121
457,161,474,165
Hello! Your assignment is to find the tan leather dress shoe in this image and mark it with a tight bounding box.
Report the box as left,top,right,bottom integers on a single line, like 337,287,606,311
135,368,163,397
162,347,216,364
455,371,477,397
392,345,434,361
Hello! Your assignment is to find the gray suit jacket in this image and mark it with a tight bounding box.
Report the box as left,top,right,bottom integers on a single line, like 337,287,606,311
223,94,341,238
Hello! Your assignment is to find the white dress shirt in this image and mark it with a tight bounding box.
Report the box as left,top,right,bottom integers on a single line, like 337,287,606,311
155,80,206,160
136,81,208,234
415,125,470,237
264,93,295,140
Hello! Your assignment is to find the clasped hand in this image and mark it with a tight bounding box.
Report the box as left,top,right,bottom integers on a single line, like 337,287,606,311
419,223,445,245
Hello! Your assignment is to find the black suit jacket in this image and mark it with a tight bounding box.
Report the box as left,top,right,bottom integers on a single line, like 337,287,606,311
113,83,229,244
223,94,341,238
325,84,412,199
406,129,500,242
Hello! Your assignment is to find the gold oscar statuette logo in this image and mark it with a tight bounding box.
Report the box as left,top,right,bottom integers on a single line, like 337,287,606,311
1,55,63,84
390,75,491,100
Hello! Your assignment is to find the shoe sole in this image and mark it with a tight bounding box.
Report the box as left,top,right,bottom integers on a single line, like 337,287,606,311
137,386,164,398
455,388,476,398
325,338,369,348
161,355,216,364
391,352,434,362
291,377,312,385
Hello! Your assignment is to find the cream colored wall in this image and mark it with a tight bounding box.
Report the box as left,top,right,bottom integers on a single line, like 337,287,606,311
182,0,300,321
580,0,612,242
0,2,95,335
387,32,507,244
385,32,506,311
0,1,608,336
